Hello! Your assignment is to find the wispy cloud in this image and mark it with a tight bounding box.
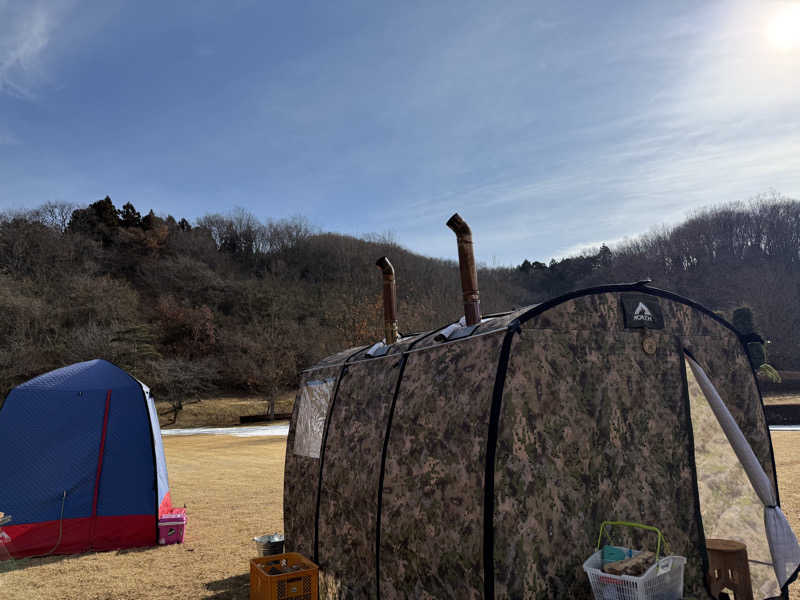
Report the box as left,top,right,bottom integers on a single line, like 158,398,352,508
372,2,800,265
555,235,632,260
0,2,59,99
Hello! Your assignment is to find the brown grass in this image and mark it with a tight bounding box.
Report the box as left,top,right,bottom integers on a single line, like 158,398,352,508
157,393,296,429
774,432,800,600
2,433,800,599
764,393,800,406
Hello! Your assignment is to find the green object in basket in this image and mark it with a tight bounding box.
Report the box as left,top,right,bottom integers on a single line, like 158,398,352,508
595,520,668,560
602,545,629,563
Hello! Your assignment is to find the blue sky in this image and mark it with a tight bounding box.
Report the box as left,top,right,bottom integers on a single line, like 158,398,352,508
2,1,800,265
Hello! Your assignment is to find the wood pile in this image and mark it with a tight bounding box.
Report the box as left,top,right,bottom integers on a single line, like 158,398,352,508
603,551,656,576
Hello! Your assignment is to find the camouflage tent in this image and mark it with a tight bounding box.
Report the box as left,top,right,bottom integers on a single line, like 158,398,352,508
284,282,800,599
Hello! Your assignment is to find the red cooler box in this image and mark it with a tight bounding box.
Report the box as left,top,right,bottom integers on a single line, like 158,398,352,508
158,508,186,545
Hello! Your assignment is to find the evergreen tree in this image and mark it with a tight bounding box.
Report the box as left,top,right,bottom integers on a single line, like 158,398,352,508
67,196,120,245
118,202,142,228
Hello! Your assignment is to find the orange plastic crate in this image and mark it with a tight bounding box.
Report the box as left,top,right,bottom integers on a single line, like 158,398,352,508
250,552,318,600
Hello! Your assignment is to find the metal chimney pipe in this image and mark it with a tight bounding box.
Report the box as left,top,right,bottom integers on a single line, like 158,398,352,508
446,213,481,326
376,256,399,344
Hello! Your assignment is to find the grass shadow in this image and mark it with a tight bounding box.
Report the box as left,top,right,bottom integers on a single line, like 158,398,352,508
0,544,161,572
0,554,72,573
204,572,250,599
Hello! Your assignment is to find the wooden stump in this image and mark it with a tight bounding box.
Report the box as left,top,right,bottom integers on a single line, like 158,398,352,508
707,538,753,600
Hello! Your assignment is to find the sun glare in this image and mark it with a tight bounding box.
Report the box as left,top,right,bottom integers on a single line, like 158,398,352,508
766,3,800,51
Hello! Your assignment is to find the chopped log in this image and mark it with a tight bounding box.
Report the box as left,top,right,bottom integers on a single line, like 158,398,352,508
603,551,656,576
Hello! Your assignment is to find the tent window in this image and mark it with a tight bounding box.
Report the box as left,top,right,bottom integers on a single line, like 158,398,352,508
684,353,798,598
294,377,336,458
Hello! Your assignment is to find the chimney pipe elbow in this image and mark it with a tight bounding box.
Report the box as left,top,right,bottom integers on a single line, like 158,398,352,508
376,256,399,344
446,212,481,326
375,256,395,278
446,213,472,240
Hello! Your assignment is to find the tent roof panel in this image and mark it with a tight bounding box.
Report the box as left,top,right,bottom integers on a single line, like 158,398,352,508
306,282,745,371
13,359,141,392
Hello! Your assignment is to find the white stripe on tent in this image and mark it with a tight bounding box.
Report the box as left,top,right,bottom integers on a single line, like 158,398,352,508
686,354,800,589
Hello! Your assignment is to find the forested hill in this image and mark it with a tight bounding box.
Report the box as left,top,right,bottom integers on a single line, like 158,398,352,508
0,195,797,403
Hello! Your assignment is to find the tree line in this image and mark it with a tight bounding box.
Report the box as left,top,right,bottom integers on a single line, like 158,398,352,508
512,194,799,371
0,194,796,406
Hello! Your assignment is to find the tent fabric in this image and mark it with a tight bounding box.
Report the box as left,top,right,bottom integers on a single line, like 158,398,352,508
378,332,505,598
285,285,796,600
0,360,170,558
494,327,705,598
687,354,800,591
15,360,141,392
1,515,156,557
139,380,171,515
284,366,341,561
317,357,402,598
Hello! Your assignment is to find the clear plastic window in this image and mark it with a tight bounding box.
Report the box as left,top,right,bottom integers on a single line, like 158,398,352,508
293,377,336,458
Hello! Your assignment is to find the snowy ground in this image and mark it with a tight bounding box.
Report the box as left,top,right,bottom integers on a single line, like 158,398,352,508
161,423,289,437
160,422,798,437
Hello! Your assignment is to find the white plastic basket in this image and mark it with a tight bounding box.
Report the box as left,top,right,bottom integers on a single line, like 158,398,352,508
583,547,686,600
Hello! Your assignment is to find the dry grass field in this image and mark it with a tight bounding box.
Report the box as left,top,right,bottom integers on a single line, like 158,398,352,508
156,393,296,429
764,393,800,406
2,428,800,599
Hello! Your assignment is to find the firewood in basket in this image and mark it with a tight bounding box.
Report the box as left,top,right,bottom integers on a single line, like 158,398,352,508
603,551,656,576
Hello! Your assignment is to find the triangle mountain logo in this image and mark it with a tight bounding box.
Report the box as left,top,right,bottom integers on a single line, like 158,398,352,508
633,302,654,322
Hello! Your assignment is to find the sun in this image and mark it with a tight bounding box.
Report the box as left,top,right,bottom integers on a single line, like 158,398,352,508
766,3,800,51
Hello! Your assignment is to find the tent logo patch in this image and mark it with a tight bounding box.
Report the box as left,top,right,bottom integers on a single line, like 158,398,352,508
621,295,664,329
633,302,653,322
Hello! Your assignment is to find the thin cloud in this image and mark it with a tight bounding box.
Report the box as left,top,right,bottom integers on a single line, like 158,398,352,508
381,2,800,265
0,2,58,99
554,235,631,260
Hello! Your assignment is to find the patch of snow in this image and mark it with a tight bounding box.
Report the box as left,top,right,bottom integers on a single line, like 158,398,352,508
162,424,289,437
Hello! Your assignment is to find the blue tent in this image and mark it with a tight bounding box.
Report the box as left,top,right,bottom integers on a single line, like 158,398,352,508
0,359,171,558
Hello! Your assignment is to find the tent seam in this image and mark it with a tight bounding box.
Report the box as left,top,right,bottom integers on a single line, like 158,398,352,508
374,326,440,599
483,319,520,600
313,345,366,565
375,354,409,600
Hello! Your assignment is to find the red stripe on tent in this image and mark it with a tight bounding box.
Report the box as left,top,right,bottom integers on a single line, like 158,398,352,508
1,515,156,559
90,389,112,547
